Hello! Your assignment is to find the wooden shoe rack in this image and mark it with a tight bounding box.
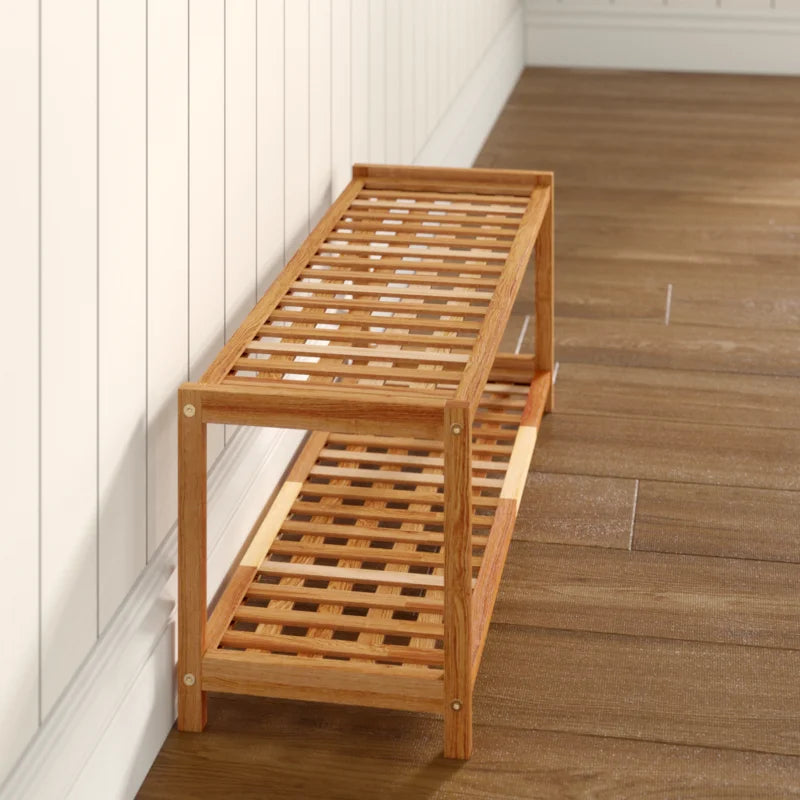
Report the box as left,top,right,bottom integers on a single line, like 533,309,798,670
177,164,554,759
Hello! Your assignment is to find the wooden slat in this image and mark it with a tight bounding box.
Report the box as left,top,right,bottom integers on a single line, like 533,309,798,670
245,582,445,613
308,465,504,489
259,325,477,350
205,566,255,654
342,208,523,228
309,254,505,274
327,432,513,456
200,177,366,383
231,607,444,639
318,239,510,261
287,501,494,529
358,188,530,205
280,520,491,547
219,629,444,666
257,560,449,589
276,295,488,316
268,540,479,569
245,341,470,364
353,162,548,189
300,267,497,289
296,483,501,508
202,649,443,713
333,220,516,239
267,309,483,333
233,358,464,384
470,497,516,684
350,198,525,215
325,229,514,249
317,449,507,472
289,280,495,301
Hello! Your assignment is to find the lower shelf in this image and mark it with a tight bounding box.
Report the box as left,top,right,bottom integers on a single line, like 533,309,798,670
203,357,550,714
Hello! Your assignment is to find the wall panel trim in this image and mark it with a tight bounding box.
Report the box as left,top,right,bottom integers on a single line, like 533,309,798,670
525,3,800,75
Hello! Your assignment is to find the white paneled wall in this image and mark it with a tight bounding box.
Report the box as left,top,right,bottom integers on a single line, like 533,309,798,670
526,0,800,74
0,0,524,793
0,0,39,781
40,0,99,717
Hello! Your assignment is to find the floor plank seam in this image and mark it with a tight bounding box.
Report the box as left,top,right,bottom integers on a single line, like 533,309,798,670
664,283,673,326
549,356,800,382
529,467,800,496
487,621,800,654
628,478,639,551
480,723,800,762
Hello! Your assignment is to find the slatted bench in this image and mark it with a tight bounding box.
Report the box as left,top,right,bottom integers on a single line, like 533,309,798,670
177,163,554,759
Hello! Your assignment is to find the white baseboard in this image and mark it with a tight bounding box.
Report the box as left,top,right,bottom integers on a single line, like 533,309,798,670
525,5,800,75
0,11,524,799
416,4,524,168
0,426,305,800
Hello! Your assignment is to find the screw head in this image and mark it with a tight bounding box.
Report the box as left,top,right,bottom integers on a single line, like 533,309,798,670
183,673,196,687
450,699,463,712
183,403,196,418
450,423,463,435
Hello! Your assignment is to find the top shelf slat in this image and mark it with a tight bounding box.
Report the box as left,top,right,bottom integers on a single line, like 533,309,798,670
193,164,552,423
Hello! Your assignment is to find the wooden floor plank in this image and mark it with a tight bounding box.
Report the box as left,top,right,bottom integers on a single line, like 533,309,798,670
554,362,800,430
494,541,800,650
476,625,800,757
635,480,800,564
136,695,800,800
515,473,636,550
512,316,800,378
532,413,800,492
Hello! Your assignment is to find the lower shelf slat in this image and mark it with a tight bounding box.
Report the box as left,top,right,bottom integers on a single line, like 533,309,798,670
204,359,550,710
202,650,444,713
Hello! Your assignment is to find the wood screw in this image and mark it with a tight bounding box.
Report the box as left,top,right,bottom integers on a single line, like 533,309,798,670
450,699,462,711
183,673,196,687
183,404,196,418
450,423,462,435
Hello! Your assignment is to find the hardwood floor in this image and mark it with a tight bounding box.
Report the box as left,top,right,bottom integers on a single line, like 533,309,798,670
138,68,800,798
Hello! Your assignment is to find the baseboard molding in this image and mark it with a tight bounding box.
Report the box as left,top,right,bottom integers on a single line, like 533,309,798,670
0,12,524,799
525,5,800,75
0,426,305,800
416,4,524,168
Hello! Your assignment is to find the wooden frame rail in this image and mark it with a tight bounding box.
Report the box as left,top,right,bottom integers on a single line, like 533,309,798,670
177,164,555,760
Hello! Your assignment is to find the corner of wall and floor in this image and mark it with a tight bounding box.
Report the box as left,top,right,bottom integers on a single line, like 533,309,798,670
524,0,800,74
0,3,524,799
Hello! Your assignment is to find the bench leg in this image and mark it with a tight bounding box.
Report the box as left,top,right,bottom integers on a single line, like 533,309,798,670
443,401,473,759
535,179,555,412
177,390,207,732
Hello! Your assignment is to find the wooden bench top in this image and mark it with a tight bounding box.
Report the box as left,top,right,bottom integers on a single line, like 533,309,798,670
191,164,552,417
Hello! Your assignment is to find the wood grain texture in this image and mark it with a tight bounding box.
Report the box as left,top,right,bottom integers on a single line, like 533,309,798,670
515,472,637,550
477,624,800,757
443,402,474,759
554,362,800,430
177,391,208,732
532,413,800,492
635,481,800,564
138,695,800,800
495,540,800,650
